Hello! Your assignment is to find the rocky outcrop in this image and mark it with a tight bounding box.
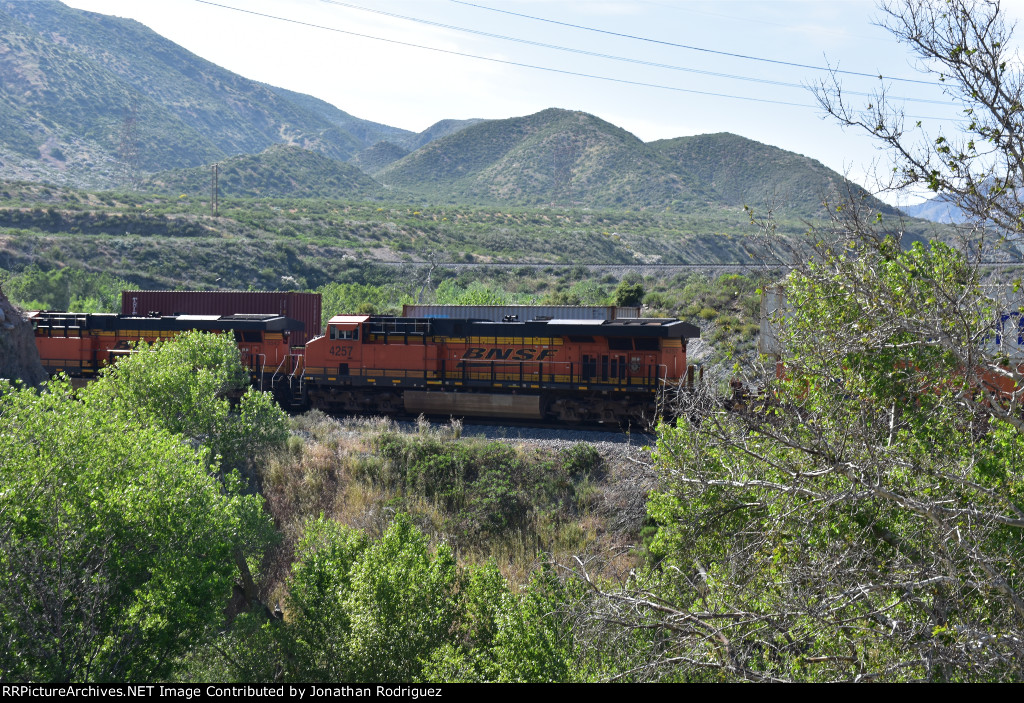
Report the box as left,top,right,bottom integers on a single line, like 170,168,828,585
0,288,47,387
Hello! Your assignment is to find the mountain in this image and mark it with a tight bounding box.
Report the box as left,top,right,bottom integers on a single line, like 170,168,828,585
901,194,966,223
649,132,900,215
352,142,410,174
0,0,362,183
0,1,907,218
401,118,488,151
142,145,384,200
377,108,894,216
0,0,475,190
377,109,710,208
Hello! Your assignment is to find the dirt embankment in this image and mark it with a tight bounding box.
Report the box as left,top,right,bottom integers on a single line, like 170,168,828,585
0,289,47,387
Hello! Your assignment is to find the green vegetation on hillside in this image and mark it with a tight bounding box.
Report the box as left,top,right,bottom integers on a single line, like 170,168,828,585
649,132,900,215
0,0,930,217
0,184,954,298
143,145,385,200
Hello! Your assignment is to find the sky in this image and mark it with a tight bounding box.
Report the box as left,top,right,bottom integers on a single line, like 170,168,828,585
57,0,1024,206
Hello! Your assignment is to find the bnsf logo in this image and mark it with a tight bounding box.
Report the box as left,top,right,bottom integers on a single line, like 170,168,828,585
462,348,558,361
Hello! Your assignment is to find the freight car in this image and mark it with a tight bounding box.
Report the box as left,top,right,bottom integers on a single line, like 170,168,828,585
121,290,322,346
28,304,700,424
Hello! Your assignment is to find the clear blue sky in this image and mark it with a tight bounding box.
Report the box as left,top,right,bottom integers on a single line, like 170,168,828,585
60,0,1024,206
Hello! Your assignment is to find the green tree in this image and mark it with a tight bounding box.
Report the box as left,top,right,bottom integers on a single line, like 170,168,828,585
3,265,129,312
613,274,645,308
82,331,287,616
276,518,370,682
434,279,517,306
579,235,1024,681
83,330,289,471
0,331,291,681
420,564,582,683
344,514,461,681
189,514,589,683
577,0,1024,681
318,281,414,323
0,378,266,682
194,514,461,683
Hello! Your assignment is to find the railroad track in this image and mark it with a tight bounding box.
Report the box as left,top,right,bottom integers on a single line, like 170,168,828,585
369,261,1024,273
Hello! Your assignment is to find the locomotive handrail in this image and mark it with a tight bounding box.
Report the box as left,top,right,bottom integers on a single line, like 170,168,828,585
447,358,677,388
271,356,288,388
288,353,304,381
256,353,266,391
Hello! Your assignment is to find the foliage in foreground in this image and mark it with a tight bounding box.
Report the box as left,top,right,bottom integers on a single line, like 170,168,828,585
578,233,1024,682
181,514,587,683
0,332,288,682
86,330,289,471
563,0,1024,681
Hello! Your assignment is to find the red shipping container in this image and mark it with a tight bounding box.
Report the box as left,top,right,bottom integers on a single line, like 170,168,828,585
121,290,322,346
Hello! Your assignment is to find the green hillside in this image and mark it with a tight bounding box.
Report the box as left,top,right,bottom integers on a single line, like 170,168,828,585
0,1,426,189
0,2,900,220
143,145,384,200
353,142,410,174
0,2,226,185
403,118,487,151
375,108,894,216
378,109,710,208
0,0,947,247
650,132,900,216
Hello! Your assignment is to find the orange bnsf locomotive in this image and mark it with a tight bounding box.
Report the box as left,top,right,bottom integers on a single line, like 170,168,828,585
298,312,698,423
29,303,699,423
29,310,304,390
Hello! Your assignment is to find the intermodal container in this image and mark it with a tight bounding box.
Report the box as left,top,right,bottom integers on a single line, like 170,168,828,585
121,291,322,345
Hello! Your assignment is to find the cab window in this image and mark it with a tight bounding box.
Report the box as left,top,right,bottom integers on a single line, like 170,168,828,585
330,326,358,340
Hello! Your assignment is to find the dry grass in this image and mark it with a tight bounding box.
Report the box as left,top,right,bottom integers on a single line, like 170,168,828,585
255,411,650,597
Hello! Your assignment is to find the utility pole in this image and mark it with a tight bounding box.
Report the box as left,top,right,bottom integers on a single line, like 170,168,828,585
118,102,140,191
211,163,219,217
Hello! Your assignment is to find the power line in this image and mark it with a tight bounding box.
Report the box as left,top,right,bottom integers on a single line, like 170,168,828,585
321,0,951,105
193,1,954,119
451,0,939,87
194,0,814,109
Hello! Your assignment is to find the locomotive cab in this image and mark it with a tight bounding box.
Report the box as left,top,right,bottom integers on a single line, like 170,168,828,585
323,315,368,376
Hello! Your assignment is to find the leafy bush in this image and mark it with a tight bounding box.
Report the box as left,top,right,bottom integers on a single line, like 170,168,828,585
368,432,601,544
0,366,273,681
186,514,589,683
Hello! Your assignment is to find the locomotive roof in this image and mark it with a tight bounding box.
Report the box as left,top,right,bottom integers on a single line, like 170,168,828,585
31,311,305,332
343,314,699,339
